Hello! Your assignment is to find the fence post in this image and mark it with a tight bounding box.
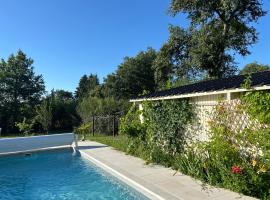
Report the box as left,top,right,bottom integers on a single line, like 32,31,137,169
92,115,95,136
108,116,110,134
113,114,116,137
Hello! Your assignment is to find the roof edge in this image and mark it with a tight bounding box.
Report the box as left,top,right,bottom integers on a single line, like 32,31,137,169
130,85,270,102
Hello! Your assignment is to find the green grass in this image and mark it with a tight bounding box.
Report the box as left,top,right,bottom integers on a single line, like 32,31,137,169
85,134,129,152
85,134,151,162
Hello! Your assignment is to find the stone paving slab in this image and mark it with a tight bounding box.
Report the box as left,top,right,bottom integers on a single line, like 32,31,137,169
78,141,256,200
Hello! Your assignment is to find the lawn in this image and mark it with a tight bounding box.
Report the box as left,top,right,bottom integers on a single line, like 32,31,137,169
85,135,129,152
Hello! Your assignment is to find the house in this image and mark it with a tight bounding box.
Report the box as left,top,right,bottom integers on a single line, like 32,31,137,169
130,71,270,141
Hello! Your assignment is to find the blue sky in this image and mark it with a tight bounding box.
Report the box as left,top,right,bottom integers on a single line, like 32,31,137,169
0,0,269,92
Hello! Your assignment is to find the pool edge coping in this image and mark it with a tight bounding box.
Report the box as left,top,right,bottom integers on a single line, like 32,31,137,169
79,150,166,200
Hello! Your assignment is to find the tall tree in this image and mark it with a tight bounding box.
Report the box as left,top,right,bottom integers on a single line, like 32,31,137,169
35,98,52,134
49,90,80,131
240,62,270,75
77,96,127,124
75,74,99,100
0,50,45,133
102,73,118,98
153,26,198,89
106,48,157,99
169,0,266,78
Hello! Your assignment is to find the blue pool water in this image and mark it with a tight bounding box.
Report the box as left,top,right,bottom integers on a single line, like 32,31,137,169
0,149,149,200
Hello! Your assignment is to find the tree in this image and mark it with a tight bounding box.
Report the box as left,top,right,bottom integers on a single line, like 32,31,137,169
77,96,127,124
153,26,198,89
35,99,52,133
77,97,101,124
75,74,99,100
102,73,118,98
76,48,157,100
0,50,45,133
15,117,34,136
52,89,73,100
169,0,266,78
49,90,80,131
105,48,157,99
240,62,270,75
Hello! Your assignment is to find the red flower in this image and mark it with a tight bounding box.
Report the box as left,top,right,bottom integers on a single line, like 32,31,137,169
231,165,242,174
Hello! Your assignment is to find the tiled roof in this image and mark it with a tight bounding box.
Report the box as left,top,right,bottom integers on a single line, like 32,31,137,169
131,71,270,100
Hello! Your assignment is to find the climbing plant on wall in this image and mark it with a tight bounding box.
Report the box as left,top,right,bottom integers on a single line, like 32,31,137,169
118,91,270,199
143,99,194,155
242,91,270,125
120,98,194,165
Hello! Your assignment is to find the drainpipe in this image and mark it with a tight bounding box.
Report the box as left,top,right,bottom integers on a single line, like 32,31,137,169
226,92,232,101
138,103,144,123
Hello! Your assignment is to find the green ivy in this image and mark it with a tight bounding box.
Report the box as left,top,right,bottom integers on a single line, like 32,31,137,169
143,99,194,155
242,91,270,124
119,99,194,163
118,92,270,199
119,103,146,139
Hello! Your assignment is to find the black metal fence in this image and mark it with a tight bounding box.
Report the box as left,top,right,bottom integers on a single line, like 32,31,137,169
91,112,123,136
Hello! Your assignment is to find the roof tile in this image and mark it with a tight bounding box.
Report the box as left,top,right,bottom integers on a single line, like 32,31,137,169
132,71,270,100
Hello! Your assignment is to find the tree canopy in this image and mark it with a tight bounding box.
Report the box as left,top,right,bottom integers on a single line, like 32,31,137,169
169,0,266,78
0,50,45,133
240,62,270,75
35,98,52,134
49,90,80,132
109,48,157,99
78,48,158,100
0,1,268,135
75,74,99,100
153,26,197,89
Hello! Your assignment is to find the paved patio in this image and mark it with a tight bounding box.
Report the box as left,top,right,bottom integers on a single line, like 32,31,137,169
78,141,256,200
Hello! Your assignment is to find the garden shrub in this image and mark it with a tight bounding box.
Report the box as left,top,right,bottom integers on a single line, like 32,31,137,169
74,123,91,140
120,99,194,163
15,117,35,136
242,91,270,124
143,99,193,154
180,130,270,199
119,91,270,199
119,103,150,159
175,97,270,199
119,103,146,138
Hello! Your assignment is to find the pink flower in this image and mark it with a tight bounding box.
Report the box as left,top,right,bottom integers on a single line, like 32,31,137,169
231,165,241,174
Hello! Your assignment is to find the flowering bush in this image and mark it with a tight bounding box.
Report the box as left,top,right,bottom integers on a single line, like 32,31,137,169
176,128,270,199
242,91,270,124
231,165,242,174
119,91,270,199
175,94,270,199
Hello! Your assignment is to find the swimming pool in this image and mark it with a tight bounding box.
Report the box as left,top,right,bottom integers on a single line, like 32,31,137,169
0,149,149,200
